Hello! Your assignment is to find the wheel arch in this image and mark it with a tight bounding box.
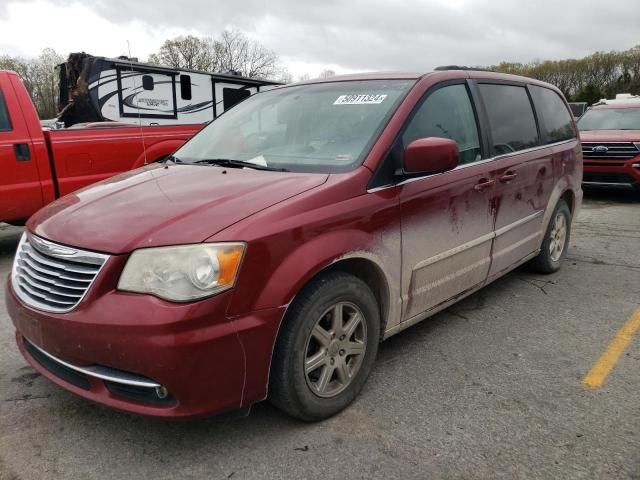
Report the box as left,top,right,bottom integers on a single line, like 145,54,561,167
299,255,391,341
560,188,575,215
540,180,577,245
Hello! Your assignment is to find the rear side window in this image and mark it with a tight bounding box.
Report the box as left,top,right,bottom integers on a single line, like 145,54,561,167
180,75,192,100
479,84,539,155
530,86,576,143
0,90,11,131
403,84,481,165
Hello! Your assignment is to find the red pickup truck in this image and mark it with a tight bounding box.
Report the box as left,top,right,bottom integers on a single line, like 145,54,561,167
0,70,200,224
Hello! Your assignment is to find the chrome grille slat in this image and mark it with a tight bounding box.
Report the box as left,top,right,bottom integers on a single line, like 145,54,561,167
581,142,639,160
18,282,77,306
17,269,85,298
22,244,99,274
11,233,109,313
18,255,93,283
15,262,88,290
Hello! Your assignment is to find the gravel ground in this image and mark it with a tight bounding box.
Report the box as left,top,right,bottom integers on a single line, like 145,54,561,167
0,188,638,480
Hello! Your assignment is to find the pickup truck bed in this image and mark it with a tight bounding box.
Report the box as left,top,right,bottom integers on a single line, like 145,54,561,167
0,70,200,224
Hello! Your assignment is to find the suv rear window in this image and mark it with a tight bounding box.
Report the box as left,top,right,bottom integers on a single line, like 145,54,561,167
479,84,539,155
530,86,576,143
0,90,11,131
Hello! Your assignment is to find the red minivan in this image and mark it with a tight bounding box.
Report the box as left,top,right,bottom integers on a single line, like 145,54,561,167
6,70,582,421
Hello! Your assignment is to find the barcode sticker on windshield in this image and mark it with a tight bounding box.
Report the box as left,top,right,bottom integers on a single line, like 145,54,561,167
334,94,387,105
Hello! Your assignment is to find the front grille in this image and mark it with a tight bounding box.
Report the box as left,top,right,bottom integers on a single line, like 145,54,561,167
581,142,639,160
12,233,109,313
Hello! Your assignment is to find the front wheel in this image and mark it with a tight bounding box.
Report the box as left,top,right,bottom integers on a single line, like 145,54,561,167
269,272,380,421
529,199,571,274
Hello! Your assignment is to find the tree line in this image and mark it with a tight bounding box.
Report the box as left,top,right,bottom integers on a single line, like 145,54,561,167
2,37,639,119
489,45,640,104
0,48,64,119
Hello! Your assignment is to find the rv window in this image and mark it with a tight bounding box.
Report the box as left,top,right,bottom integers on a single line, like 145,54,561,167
142,75,154,91
180,75,192,100
223,87,251,111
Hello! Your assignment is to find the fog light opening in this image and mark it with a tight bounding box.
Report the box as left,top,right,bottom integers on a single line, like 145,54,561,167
155,386,169,400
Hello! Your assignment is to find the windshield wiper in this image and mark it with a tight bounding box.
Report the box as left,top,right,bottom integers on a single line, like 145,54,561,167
191,158,288,172
164,154,183,164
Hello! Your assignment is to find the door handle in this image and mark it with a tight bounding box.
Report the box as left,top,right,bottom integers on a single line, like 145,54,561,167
499,171,518,183
474,178,494,192
14,143,31,161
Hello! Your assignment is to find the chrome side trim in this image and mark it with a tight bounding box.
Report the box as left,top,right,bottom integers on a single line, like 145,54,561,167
411,211,543,272
582,181,634,188
367,184,396,193
384,249,540,339
25,338,161,388
413,231,495,270
495,211,544,237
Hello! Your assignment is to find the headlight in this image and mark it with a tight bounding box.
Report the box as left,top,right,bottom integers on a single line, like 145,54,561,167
117,243,245,302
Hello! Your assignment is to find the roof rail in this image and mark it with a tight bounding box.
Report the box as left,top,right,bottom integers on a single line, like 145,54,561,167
434,65,490,72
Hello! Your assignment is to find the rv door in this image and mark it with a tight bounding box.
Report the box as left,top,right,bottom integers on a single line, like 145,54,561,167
117,68,177,121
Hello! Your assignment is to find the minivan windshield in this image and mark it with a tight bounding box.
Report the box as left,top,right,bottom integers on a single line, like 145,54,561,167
578,107,640,130
173,79,414,173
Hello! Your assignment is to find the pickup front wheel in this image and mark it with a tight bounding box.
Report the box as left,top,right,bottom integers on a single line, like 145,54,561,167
269,272,380,421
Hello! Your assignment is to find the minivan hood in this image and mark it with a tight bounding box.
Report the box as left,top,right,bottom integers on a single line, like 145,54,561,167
30,164,328,254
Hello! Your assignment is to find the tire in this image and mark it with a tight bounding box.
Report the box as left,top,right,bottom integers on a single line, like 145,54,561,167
269,272,380,421
529,199,571,274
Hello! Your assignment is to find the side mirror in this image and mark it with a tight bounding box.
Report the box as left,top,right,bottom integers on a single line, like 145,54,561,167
402,137,459,175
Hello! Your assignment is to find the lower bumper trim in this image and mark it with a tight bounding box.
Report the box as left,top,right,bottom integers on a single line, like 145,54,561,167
582,181,635,188
24,337,161,388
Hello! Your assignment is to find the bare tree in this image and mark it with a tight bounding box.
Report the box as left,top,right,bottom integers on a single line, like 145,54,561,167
277,68,294,84
148,35,221,71
148,30,280,79
217,29,279,79
0,48,63,118
318,69,336,79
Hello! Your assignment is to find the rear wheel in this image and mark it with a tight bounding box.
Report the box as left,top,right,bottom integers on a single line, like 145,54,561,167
269,272,380,421
529,199,571,274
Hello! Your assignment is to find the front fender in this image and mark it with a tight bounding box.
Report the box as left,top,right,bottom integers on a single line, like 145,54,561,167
234,228,401,408
255,229,397,315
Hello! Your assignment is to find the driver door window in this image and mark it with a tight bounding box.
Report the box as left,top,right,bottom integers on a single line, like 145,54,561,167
403,84,481,165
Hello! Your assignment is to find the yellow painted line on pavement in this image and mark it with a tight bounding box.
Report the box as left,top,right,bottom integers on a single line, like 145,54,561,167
582,307,640,389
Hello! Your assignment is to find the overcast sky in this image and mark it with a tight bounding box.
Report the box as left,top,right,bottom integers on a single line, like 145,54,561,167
1,0,639,78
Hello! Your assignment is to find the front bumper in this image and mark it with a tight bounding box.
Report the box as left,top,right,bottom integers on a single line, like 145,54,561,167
583,156,640,187
6,277,285,418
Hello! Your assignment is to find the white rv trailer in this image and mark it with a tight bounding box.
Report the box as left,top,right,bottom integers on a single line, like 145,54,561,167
57,54,280,127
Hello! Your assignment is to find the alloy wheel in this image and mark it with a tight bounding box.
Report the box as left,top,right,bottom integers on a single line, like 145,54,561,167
549,212,567,262
304,302,367,398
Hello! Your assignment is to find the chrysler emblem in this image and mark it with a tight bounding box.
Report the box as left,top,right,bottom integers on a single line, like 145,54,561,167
29,235,78,257
592,145,609,153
